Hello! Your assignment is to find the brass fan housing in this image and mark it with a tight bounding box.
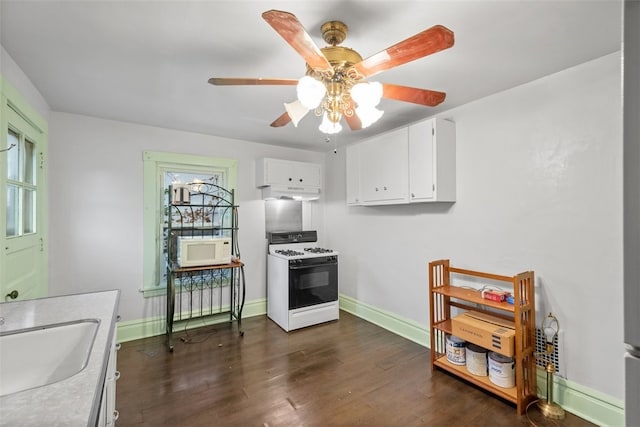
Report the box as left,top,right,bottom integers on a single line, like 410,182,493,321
319,20,363,70
321,20,348,45
320,46,363,70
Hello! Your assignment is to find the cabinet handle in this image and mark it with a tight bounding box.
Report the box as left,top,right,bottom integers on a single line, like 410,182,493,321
375,187,379,192
411,193,415,198
299,178,303,182
383,186,388,191
114,371,121,381
116,343,122,351
288,178,292,181
113,410,120,421
5,290,18,300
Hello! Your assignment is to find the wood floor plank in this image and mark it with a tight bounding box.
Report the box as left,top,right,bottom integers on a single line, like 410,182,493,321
116,312,595,426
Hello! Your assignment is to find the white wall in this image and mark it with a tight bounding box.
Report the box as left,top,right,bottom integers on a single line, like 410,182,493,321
1,45,50,119
47,113,326,323
324,53,624,400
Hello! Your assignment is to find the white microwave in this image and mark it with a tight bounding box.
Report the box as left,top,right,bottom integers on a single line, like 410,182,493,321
176,237,232,267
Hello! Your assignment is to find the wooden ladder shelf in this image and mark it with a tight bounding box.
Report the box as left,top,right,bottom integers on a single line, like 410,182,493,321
428,259,537,414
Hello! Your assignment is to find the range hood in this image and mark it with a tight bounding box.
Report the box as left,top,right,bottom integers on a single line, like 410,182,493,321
261,185,320,201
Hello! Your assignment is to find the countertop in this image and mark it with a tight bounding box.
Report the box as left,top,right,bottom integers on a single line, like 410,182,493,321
0,290,120,427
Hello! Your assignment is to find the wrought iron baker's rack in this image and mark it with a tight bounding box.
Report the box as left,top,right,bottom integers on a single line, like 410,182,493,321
164,182,245,351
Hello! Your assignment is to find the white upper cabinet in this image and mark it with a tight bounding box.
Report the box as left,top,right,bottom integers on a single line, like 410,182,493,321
345,118,456,206
408,118,456,202
256,158,321,188
359,127,409,204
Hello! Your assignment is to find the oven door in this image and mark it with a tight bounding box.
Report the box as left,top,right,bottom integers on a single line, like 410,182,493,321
288,256,338,310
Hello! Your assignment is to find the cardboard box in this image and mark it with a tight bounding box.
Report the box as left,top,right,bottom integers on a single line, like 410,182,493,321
451,311,515,357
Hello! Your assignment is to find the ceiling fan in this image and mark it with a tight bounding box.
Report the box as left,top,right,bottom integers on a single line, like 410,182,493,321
208,10,454,134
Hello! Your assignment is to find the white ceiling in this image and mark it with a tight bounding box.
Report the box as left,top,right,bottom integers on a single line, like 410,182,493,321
0,0,622,152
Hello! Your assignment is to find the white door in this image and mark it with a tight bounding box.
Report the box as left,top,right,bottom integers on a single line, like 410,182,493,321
1,104,47,300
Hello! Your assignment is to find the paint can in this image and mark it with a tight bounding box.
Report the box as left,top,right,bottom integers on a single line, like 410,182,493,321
466,344,488,376
488,351,515,388
446,335,466,365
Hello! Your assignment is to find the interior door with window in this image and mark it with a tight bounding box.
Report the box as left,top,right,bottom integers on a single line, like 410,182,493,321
2,104,47,301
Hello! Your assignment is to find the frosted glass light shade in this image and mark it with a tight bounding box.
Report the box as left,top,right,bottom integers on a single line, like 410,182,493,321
351,81,383,107
319,112,342,134
356,106,384,128
542,313,560,344
284,100,310,127
297,76,326,109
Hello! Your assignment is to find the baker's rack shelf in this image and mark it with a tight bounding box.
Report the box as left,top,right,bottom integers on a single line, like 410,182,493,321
165,182,245,352
428,259,537,414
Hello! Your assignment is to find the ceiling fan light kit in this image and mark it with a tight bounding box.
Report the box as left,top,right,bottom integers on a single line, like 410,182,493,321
283,100,310,127
208,9,454,136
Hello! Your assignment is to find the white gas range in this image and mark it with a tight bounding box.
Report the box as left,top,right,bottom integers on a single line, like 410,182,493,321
267,230,339,332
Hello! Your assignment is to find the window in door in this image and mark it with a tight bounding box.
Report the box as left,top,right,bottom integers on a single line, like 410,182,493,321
6,128,37,237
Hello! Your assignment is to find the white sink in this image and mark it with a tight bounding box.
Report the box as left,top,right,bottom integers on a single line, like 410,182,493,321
0,319,100,397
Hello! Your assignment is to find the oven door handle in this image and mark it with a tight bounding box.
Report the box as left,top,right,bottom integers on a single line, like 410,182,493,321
289,262,337,270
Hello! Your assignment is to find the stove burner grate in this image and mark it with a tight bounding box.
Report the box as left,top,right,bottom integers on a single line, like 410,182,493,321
275,249,305,257
304,247,333,254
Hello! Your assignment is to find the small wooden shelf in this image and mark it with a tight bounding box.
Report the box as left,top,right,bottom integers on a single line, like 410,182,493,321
433,285,516,313
433,355,517,403
170,260,244,273
433,319,453,334
428,259,537,415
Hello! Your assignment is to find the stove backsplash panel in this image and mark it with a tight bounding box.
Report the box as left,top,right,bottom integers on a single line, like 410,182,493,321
265,200,302,235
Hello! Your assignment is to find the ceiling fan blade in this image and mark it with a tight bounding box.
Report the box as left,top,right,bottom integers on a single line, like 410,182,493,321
350,25,454,79
208,78,298,86
270,111,292,127
382,83,446,107
262,10,334,75
343,99,362,130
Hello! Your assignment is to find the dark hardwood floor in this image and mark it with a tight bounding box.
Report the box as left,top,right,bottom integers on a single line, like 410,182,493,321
116,312,594,426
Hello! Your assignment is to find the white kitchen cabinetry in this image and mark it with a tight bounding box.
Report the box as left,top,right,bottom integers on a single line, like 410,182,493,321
98,328,120,426
408,118,456,202
256,158,321,188
359,127,409,204
346,118,455,206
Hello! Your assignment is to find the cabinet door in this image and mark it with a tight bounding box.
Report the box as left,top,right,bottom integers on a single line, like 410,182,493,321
408,118,456,203
263,159,295,186
360,127,409,204
259,159,321,188
408,120,435,201
292,162,321,187
345,145,361,205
